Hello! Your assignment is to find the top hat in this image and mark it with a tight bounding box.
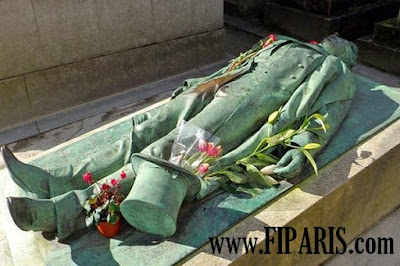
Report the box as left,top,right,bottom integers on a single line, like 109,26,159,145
120,153,201,237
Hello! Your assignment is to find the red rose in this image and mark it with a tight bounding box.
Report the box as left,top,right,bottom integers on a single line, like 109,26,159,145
101,183,110,190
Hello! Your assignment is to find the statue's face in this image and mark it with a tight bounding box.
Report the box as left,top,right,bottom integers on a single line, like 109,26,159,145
321,34,358,67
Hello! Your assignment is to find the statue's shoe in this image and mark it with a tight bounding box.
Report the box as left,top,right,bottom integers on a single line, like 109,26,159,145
1,146,50,199
7,196,56,232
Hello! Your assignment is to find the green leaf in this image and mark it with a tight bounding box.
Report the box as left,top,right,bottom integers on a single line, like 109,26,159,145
310,113,326,121
108,214,119,224
245,164,275,187
311,113,327,132
302,149,318,175
238,157,269,167
303,143,321,150
220,171,249,184
108,202,119,214
228,164,245,173
255,153,279,164
262,175,279,186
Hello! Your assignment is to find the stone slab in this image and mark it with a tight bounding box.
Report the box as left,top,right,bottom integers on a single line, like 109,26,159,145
152,0,197,43
153,0,224,43
357,36,400,76
0,77,31,129
193,0,224,33
0,0,224,79
154,35,199,80
24,44,156,118
31,0,154,69
0,0,43,80
1,30,223,131
198,29,226,67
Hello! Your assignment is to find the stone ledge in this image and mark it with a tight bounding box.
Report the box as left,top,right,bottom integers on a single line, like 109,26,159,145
182,118,400,265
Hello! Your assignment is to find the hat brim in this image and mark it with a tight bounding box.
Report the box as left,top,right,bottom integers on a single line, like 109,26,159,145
130,153,201,201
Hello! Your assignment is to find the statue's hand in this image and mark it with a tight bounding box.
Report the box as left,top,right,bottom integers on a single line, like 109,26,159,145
273,149,305,179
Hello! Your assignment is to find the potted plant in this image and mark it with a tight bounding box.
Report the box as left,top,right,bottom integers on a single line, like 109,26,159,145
82,171,127,237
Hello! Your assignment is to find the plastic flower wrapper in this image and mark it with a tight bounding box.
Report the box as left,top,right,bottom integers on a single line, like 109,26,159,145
169,121,222,176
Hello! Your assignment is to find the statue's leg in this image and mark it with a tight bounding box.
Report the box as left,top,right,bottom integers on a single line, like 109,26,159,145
7,163,135,240
2,111,154,199
2,134,133,199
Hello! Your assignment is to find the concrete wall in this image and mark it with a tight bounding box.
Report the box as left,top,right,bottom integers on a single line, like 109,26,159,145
0,0,224,131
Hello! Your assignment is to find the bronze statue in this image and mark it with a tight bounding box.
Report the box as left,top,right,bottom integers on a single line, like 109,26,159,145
3,34,358,239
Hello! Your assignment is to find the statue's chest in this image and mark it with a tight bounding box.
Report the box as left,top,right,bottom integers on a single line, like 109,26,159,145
254,45,325,92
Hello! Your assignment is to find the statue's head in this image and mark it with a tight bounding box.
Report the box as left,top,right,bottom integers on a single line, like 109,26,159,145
321,33,358,68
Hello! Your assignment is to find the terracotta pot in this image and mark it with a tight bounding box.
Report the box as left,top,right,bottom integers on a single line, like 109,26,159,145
96,218,122,238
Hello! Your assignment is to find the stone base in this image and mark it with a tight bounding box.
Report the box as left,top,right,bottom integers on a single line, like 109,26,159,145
263,1,400,41
0,28,225,131
357,36,400,76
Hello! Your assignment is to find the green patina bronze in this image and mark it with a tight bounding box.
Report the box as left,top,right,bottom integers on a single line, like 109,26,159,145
3,34,360,240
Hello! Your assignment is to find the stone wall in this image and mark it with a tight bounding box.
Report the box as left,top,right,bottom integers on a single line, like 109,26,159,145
0,0,224,131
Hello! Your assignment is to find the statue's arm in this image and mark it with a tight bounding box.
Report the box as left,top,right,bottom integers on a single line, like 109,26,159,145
274,60,356,178
273,99,353,178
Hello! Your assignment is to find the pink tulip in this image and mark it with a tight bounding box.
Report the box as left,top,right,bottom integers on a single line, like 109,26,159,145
82,171,92,185
198,163,210,174
206,142,215,155
208,145,223,157
198,139,208,153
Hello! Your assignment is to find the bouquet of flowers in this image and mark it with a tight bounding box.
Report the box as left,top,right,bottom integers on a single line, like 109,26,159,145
169,122,223,176
206,106,329,196
82,171,126,227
